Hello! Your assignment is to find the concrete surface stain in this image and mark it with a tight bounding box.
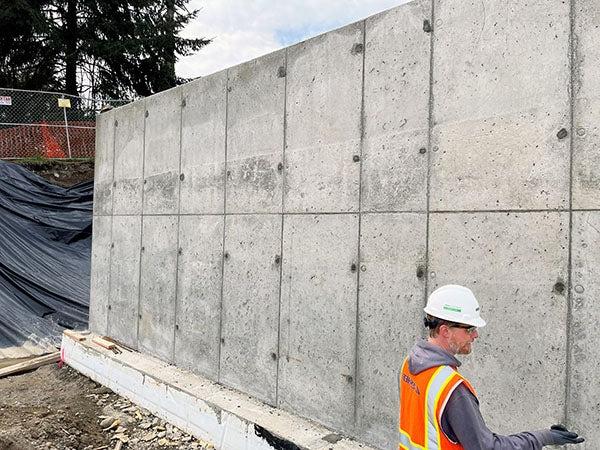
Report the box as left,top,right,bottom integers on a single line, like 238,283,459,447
234,157,277,192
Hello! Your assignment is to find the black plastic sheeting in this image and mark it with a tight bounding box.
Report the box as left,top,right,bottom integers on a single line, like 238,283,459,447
0,161,91,356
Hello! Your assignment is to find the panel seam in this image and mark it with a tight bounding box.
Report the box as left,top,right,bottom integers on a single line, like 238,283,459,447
217,70,230,381
564,0,576,427
135,98,147,349
171,89,184,364
104,208,591,217
275,47,288,407
424,0,436,337
352,19,367,429
105,112,117,337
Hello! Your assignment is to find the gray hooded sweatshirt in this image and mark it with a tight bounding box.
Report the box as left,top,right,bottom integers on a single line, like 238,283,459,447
406,340,555,450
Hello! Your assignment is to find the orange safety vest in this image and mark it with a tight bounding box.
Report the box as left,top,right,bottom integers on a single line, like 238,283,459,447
398,358,477,450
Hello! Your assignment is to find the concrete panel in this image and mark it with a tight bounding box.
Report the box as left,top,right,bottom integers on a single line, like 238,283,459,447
569,212,600,445
572,1,600,209
143,88,182,214
88,215,112,335
113,100,145,215
428,212,568,433
174,215,224,380
284,23,363,213
279,214,358,431
226,51,285,213
356,213,427,449
93,109,115,216
220,215,281,405
430,1,571,210
138,215,179,362
361,2,430,212
180,72,227,214
107,215,142,349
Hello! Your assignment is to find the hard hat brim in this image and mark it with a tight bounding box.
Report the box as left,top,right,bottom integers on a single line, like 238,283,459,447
424,307,487,328
469,317,486,328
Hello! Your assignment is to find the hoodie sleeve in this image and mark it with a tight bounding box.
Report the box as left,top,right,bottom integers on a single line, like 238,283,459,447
441,384,547,450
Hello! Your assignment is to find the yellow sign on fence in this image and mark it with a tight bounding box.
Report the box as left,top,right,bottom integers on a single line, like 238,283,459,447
58,98,71,108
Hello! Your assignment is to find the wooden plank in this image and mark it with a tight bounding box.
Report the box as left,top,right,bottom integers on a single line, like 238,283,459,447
92,336,116,350
63,329,87,341
0,357,32,370
101,336,133,352
0,352,60,378
92,336,122,354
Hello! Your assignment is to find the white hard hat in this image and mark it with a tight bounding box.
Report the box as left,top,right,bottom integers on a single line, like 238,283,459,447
424,284,486,327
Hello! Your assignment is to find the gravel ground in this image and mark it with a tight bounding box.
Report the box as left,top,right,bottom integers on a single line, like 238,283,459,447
0,363,214,450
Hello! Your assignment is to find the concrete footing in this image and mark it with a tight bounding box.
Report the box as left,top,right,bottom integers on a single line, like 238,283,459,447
61,333,375,450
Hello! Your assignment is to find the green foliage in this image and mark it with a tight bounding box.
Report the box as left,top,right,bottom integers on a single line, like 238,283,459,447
10,156,94,164
0,0,210,99
0,0,59,90
86,0,210,98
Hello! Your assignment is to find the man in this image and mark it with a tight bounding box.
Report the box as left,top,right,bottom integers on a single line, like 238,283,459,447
399,284,584,449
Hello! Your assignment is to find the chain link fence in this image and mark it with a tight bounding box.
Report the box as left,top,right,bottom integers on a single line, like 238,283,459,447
0,88,129,159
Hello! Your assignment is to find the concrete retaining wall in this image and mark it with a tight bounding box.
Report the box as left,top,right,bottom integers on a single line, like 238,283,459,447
89,1,600,448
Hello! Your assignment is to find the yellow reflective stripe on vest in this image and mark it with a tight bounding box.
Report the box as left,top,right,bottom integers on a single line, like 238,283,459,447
424,366,456,449
400,430,425,450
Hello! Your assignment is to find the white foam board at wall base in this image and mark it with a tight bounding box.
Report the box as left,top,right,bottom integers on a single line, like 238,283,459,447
61,333,374,450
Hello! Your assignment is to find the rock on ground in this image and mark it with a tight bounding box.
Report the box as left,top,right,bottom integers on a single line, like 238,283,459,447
0,363,213,450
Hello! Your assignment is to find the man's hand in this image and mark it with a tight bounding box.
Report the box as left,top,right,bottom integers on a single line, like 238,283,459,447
548,424,585,445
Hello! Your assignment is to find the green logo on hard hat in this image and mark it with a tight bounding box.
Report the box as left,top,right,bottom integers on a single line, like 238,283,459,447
443,304,462,313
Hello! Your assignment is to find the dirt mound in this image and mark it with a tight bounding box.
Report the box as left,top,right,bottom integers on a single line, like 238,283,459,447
0,364,213,450
7,159,94,187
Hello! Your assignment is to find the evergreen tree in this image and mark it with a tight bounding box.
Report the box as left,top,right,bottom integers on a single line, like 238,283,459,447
0,0,59,90
84,0,210,98
0,0,209,99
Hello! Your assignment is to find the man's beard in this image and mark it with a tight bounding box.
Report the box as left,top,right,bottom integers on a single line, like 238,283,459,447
449,339,472,355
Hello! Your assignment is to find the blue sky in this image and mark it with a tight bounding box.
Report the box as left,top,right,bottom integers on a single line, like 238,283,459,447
176,0,411,78
275,26,321,47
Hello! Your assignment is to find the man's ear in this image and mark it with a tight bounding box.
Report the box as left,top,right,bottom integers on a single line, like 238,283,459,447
438,324,450,338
